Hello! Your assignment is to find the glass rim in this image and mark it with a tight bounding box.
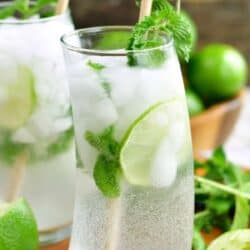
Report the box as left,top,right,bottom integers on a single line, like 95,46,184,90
60,26,174,56
0,1,70,25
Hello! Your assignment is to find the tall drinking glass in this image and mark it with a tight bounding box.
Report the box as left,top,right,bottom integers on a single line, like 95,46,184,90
62,26,194,250
0,2,76,246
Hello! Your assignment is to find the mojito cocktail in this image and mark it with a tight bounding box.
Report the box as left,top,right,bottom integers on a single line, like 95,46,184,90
0,1,75,244
62,26,194,250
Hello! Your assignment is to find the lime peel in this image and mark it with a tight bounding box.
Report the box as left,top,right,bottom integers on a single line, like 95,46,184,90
0,198,39,250
0,64,37,131
120,101,178,187
208,229,250,250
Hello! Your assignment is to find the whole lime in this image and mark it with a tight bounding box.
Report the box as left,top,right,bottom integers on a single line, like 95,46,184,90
187,44,248,103
186,88,205,117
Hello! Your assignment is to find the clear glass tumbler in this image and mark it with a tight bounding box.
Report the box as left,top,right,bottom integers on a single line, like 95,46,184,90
0,2,76,246
62,26,194,250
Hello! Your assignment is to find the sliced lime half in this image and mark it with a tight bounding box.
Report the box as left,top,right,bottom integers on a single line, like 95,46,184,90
208,229,250,250
0,61,36,131
0,198,38,250
120,101,181,187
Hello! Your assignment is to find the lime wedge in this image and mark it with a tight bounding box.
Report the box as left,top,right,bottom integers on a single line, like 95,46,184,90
0,198,38,250
0,59,36,131
120,101,180,187
208,229,250,250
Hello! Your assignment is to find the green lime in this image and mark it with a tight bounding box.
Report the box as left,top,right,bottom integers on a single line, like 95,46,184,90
0,198,39,250
95,31,131,50
0,58,36,131
120,101,179,187
187,44,248,104
186,88,205,117
208,229,250,250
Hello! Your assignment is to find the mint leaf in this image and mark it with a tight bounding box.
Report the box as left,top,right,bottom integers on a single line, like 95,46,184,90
136,0,173,12
231,182,250,231
0,0,57,20
195,146,250,236
85,127,118,161
0,127,74,166
93,155,121,197
87,60,106,72
206,196,233,216
86,61,112,97
101,81,112,98
0,131,28,164
84,126,121,197
192,227,206,250
231,196,249,231
48,127,74,158
28,0,57,18
0,5,15,19
128,0,193,66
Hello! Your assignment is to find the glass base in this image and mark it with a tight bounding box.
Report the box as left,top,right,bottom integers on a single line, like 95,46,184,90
39,224,72,247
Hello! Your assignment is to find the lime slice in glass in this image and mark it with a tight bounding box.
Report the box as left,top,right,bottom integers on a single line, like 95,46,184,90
120,101,180,187
208,229,250,250
0,198,39,250
0,56,36,130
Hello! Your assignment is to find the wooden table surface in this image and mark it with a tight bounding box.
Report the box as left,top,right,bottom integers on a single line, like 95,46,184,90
40,239,70,250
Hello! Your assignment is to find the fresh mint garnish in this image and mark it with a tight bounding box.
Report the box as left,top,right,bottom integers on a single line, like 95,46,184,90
127,0,192,66
192,227,206,250
0,131,28,165
87,60,106,72
193,147,250,249
84,126,121,197
87,60,112,97
0,0,57,20
0,127,74,165
136,0,172,11
47,127,74,158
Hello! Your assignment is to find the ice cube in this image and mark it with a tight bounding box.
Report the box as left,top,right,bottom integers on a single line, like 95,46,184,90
103,67,138,108
150,139,177,188
12,128,36,144
0,52,19,85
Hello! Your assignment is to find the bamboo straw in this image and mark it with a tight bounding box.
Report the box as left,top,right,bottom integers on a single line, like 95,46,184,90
6,151,28,202
105,198,122,250
139,0,153,21
55,0,69,15
104,2,154,249
176,0,181,13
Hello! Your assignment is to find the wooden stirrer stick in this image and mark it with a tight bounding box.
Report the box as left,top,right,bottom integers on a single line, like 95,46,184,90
105,2,154,249
105,198,122,250
6,151,28,202
55,0,69,15
176,0,181,13
139,0,153,21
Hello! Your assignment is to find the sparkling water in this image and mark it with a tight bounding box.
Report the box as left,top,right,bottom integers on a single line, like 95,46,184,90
63,29,194,250
0,12,75,243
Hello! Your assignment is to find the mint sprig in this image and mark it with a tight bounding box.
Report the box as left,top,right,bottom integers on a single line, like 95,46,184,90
136,0,172,11
0,0,57,20
128,0,192,66
85,126,121,197
0,127,74,165
87,60,112,97
194,147,250,249
87,60,106,72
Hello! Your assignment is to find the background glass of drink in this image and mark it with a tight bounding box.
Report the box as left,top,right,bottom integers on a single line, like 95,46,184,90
0,2,76,246
62,26,194,250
